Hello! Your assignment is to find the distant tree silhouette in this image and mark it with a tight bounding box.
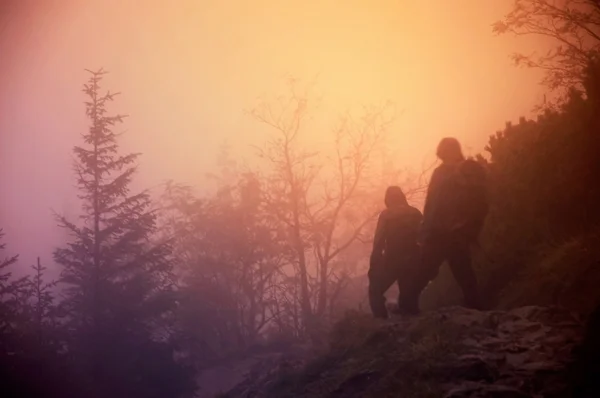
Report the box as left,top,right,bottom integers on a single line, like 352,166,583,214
0,228,23,354
0,229,21,322
0,232,80,397
160,173,292,364
53,69,195,398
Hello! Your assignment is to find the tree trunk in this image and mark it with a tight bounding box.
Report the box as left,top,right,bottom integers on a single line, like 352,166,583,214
316,258,328,316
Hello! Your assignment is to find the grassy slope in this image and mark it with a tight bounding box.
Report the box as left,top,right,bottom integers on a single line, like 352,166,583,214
231,306,583,398
262,312,458,398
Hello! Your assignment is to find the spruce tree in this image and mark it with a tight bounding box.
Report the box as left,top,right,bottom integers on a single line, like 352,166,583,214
28,257,57,347
0,228,21,344
53,69,194,398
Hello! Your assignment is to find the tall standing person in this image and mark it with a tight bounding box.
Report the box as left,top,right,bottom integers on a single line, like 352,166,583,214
409,137,489,311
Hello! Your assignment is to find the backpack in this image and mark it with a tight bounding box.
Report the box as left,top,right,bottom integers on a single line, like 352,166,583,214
450,159,489,239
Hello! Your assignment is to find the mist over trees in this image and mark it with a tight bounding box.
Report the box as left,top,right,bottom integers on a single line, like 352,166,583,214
159,80,426,360
2,1,600,396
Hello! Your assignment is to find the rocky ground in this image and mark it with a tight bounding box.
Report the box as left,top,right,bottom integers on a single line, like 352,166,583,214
213,306,586,398
195,346,309,397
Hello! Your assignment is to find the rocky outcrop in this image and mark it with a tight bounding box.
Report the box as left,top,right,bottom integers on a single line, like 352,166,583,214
220,306,584,397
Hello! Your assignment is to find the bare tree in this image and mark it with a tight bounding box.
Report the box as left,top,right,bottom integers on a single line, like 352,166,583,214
251,79,421,333
493,0,600,91
161,80,428,346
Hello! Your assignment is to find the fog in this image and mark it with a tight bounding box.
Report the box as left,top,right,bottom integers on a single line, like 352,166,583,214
1,0,548,270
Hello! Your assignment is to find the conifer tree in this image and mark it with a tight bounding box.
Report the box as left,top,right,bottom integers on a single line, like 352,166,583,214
28,257,57,346
53,69,195,398
0,228,21,342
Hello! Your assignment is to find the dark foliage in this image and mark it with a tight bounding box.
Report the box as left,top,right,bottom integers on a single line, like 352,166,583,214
421,59,600,314
478,60,600,310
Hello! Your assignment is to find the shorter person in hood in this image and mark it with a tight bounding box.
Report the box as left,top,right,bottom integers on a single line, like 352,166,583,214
368,186,423,318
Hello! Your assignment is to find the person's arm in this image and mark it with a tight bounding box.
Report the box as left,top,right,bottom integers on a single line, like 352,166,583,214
423,168,442,219
370,211,386,266
414,208,424,231
420,168,443,240
411,208,424,245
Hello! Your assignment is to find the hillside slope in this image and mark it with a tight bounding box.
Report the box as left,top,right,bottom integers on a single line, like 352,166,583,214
222,306,585,398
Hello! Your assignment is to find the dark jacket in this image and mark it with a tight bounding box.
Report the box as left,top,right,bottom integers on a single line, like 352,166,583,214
421,160,488,243
421,163,458,239
371,204,423,267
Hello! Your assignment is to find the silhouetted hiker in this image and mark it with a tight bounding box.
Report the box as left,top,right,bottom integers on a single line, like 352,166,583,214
409,137,489,311
369,186,423,319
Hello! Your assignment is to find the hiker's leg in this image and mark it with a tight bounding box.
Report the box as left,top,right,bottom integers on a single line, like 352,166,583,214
405,240,445,312
396,252,421,314
397,279,418,315
447,241,481,310
368,260,396,319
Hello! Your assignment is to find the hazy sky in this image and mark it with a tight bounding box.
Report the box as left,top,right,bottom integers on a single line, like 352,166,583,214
1,0,549,270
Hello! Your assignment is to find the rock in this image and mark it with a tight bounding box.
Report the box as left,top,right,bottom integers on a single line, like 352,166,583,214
444,382,530,398
449,354,497,382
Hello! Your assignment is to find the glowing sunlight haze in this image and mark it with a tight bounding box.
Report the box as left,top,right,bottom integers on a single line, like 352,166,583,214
0,0,551,270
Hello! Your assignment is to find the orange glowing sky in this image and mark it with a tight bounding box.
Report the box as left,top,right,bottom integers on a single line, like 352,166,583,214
1,0,550,268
